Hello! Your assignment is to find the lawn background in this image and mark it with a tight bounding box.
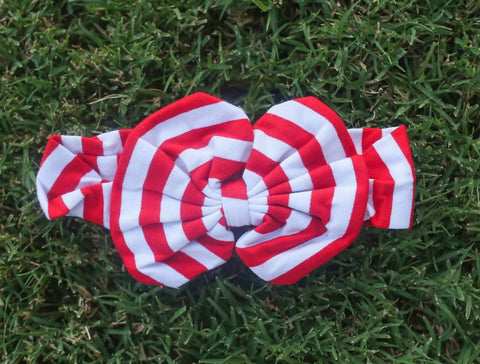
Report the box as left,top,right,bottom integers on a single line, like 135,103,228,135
1,0,479,362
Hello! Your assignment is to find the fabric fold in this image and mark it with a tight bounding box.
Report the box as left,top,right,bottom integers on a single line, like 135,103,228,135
348,126,415,229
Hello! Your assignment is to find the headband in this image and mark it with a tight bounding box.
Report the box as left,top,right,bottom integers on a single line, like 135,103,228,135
36,93,415,287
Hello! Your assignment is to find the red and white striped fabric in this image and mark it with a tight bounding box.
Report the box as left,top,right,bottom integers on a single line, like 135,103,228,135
37,129,130,228
36,92,415,287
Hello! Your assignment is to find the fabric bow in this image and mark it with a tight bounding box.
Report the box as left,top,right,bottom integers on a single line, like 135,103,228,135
36,93,415,287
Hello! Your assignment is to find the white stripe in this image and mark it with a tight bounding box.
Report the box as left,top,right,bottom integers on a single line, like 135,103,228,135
163,221,190,252
381,127,396,138
119,139,157,230
201,204,221,217
37,146,75,191
142,101,248,147
252,130,295,164
102,182,112,229
36,146,75,218
364,179,375,221
267,100,346,163
62,189,85,218
98,130,123,154
61,136,83,154
348,128,363,154
159,195,182,222
244,169,269,197
163,164,199,199
275,153,313,192
160,165,191,223
117,190,149,230
201,211,224,233
206,178,222,198
374,133,414,228
75,169,101,189
121,139,157,190
207,223,234,242
287,173,316,193
288,191,312,213
252,130,313,192
177,136,252,172
325,158,357,233
67,196,85,219
97,155,118,180
221,196,251,227
245,197,269,226
121,227,189,287
181,241,226,270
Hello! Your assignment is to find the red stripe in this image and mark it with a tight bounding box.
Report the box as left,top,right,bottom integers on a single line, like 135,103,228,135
140,148,174,261
254,215,283,235
295,97,357,157
197,234,233,261
189,162,211,198
83,184,104,225
47,158,93,201
81,136,104,155
246,149,278,178
182,219,208,242
210,158,246,181
364,146,394,228
310,187,335,223
391,126,416,227
221,178,247,199
181,182,207,217
164,251,207,280
141,224,174,262
361,128,382,152
47,196,70,219
118,129,131,146
77,154,98,171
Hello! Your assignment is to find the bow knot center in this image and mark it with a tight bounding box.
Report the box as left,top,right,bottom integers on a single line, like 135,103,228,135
220,178,251,228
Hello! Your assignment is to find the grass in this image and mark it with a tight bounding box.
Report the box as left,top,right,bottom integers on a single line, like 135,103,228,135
1,0,480,362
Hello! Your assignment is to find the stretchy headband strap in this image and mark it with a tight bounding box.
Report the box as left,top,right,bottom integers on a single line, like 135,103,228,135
348,125,415,229
36,130,130,228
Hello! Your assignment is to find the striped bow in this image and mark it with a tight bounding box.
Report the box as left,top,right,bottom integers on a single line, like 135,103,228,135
36,93,415,287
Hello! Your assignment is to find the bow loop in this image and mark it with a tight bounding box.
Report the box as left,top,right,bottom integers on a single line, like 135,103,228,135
236,97,369,284
109,93,254,287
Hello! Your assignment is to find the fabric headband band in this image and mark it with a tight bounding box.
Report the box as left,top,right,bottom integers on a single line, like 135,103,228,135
36,92,415,287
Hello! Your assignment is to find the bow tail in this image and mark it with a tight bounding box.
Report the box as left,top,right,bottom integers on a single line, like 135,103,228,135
348,125,416,229
36,129,130,228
